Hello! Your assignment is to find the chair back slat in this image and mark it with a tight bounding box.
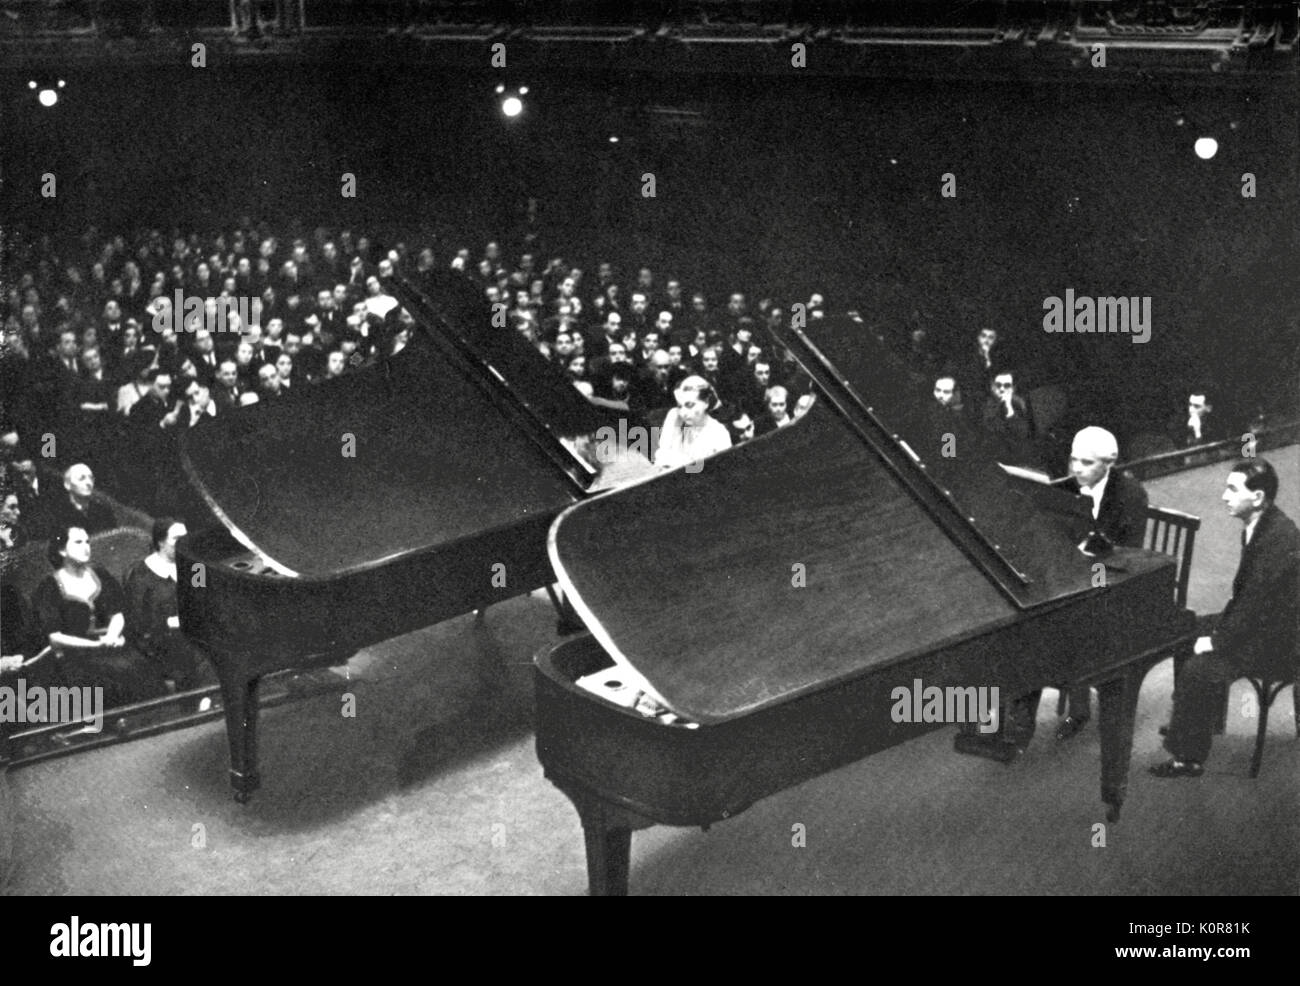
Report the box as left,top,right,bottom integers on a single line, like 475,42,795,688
1144,505,1201,610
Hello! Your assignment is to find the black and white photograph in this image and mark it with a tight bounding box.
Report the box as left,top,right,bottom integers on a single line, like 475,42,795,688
0,0,1296,917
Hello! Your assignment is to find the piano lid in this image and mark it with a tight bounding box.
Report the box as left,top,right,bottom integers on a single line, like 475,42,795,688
181,271,604,578
773,316,1093,607
548,317,1099,723
385,268,614,440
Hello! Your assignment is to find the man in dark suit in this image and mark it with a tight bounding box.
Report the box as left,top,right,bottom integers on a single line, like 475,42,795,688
1171,389,1222,447
210,360,244,414
188,329,220,387
41,462,117,539
980,369,1034,464
1151,458,1299,777
1056,426,1149,740
956,426,1149,761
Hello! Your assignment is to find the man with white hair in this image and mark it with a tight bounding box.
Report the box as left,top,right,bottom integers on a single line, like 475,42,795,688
42,462,116,539
1056,425,1149,740
957,425,1149,761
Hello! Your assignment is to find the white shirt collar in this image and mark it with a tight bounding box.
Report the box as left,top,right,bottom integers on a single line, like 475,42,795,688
1079,472,1109,519
1244,510,1262,545
145,553,177,581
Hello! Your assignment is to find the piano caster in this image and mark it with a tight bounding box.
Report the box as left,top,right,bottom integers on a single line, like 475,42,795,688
1102,783,1125,824
231,770,261,805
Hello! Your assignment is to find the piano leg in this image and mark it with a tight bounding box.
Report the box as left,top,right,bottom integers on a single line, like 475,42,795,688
217,669,262,804
544,584,585,636
581,813,632,897
1095,655,1162,823
560,788,652,896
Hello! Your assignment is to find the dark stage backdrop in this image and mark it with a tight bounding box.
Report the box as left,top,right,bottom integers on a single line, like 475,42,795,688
3,65,1297,446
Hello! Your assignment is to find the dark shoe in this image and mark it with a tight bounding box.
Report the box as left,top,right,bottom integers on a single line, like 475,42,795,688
954,732,1021,764
1055,714,1090,741
1148,758,1204,779
1158,723,1170,737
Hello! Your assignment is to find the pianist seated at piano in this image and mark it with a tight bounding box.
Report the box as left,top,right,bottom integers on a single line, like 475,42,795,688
955,425,1148,761
29,526,167,708
1056,427,1150,742
653,375,732,471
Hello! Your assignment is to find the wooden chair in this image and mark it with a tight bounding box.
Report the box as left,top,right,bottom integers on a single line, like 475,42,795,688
87,527,153,585
1240,671,1299,778
1145,505,1200,611
1056,504,1200,716
1148,507,1296,776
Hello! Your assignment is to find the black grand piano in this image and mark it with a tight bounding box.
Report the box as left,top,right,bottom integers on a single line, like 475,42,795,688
177,269,615,801
534,315,1195,895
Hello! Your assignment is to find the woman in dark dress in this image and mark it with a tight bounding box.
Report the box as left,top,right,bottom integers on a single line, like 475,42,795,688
29,525,165,707
124,518,212,691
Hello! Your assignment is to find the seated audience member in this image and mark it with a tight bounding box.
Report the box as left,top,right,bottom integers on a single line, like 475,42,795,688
1055,426,1149,741
233,339,259,389
70,345,116,473
125,518,212,692
755,385,793,436
629,350,676,423
586,363,634,413
7,452,46,532
0,484,25,567
211,359,244,412
257,363,284,401
323,350,347,381
115,353,155,416
1,579,62,735
793,392,816,420
1151,459,1299,778
737,359,777,418
906,326,943,380
654,376,732,471
724,407,756,445
564,354,587,383
29,525,166,707
931,374,965,418
41,463,117,540
274,352,297,393
981,369,1034,463
126,370,183,506
178,379,216,429
1174,389,1222,447
959,326,1002,400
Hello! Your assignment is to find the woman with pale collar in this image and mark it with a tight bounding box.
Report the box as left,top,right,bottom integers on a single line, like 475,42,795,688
124,518,213,693
653,375,732,471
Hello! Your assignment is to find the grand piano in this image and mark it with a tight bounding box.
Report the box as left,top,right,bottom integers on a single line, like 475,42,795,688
534,315,1196,895
177,268,615,801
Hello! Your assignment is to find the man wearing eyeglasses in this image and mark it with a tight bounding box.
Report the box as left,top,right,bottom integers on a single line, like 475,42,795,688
982,369,1034,464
